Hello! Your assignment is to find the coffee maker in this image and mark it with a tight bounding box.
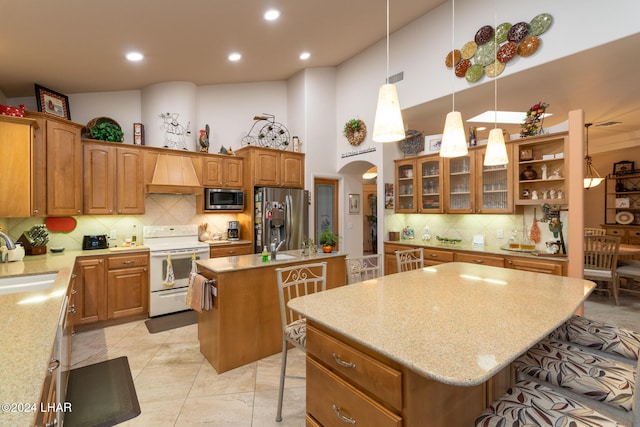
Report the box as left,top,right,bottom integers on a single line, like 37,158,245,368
227,221,240,241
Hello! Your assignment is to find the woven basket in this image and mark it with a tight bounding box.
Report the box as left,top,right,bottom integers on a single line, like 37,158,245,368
398,129,424,157
82,117,123,141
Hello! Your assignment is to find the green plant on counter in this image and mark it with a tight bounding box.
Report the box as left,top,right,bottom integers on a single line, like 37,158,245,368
90,121,124,142
318,229,339,247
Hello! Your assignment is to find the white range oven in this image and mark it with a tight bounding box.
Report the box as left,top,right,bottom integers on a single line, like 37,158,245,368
143,225,210,317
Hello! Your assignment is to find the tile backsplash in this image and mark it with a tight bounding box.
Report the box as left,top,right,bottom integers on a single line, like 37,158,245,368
0,194,239,250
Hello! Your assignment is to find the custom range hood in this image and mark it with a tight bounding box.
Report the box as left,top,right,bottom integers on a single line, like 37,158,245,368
146,153,203,194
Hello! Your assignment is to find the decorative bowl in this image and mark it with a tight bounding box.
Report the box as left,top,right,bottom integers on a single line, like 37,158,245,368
50,247,65,253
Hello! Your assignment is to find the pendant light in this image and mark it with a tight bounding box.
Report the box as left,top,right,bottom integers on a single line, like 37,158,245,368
583,122,603,189
440,0,467,158
372,0,406,143
483,2,508,166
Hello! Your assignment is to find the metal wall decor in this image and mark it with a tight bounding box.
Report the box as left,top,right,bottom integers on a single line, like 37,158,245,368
444,12,553,84
241,114,290,150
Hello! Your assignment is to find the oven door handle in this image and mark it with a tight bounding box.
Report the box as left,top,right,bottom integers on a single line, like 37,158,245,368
150,248,209,258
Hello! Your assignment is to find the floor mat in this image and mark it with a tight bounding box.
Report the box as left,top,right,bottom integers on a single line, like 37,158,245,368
65,356,140,427
144,309,197,334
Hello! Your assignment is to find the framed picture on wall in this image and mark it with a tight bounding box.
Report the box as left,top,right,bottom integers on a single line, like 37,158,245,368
613,160,634,176
384,183,394,209
34,84,71,120
348,194,360,214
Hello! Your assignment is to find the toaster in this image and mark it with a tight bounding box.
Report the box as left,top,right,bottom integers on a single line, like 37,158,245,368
82,235,108,250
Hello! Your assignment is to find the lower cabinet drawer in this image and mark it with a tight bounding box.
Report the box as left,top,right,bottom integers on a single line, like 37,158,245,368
423,248,454,264
454,252,504,267
210,244,253,258
307,357,402,427
106,253,148,269
307,325,402,410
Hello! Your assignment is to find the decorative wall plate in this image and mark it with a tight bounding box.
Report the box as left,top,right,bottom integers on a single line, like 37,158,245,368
460,41,478,59
465,64,484,82
530,13,553,36
616,211,634,225
518,35,540,57
497,41,518,63
475,42,497,66
454,59,472,77
474,25,494,45
507,21,530,43
495,22,512,43
445,49,461,67
398,130,424,156
485,60,505,78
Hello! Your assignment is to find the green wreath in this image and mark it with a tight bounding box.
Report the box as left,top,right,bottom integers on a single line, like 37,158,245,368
343,118,367,146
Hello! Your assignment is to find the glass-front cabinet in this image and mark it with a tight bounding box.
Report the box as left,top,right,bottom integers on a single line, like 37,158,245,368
394,155,443,213
443,147,513,214
418,155,443,213
395,159,416,212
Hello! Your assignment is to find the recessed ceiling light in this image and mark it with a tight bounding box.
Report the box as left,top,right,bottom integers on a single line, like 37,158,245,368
125,52,144,62
228,52,242,62
299,52,311,60
264,9,280,21
467,110,552,124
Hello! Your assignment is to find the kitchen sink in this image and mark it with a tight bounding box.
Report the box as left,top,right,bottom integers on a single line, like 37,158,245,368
274,253,297,260
0,272,58,295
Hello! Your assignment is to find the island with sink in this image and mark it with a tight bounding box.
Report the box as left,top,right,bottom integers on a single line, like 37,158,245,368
196,249,346,373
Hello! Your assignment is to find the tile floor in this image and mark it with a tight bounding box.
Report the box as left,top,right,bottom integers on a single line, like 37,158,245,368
71,293,639,427
71,320,306,426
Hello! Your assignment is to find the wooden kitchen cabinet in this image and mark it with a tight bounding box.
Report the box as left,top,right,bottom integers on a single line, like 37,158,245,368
30,113,84,216
603,173,640,228
444,146,513,214
202,155,244,187
73,257,106,325
83,141,145,214
514,132,568,206
106,253,149,319
455,251,504,267
305,321,490,427
394,158,417,212
73,252,149,328
384,242,454,274
505,256,565,276
0,116,37,217
237,146,304,188
395,156,446,213
209,242,253,258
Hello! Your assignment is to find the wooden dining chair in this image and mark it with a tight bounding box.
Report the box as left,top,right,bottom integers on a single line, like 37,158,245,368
345,254,382,284
584,227,606,236
583,235,621,304
275,262,327,422
395,248,424,272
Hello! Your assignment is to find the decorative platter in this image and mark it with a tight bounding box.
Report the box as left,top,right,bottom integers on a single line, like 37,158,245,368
530,13,553,36
518,35,540,57
474,42,497,66
455,59,472,77
445,49,461,67
460,41,478,59
495,22,512,43
497,41,518,63
465,64,484,82
507,21,530,43
616,211,634,225
474,25,494,45
485,60,505,78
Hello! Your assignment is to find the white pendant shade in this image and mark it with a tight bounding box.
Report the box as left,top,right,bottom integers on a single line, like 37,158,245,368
372,83,405,143
483,128,509,166
583,177,604,189
440,111,468,157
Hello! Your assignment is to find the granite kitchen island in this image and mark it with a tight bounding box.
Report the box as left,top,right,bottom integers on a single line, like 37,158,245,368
288,262,596,426
196,249,346,373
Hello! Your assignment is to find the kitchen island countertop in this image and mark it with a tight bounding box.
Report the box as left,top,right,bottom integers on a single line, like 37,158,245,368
289,262,595,386
197,248,345,273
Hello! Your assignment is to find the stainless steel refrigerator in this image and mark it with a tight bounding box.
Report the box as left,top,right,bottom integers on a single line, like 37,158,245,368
254,187,309,253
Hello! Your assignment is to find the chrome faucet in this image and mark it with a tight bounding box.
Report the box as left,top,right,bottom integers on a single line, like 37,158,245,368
0,232,16,250
271,237,285,260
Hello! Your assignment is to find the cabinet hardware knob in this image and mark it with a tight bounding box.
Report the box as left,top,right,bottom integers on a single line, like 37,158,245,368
123,260,134,264
143,267,148,272
71,289,77,294
99,259,104,264
473,259,484,263
332,353,356,369
332,404,356,425
71,274,77,279
69,304,76,314
33,209,38,214
430,254,438,257
507,260,513,264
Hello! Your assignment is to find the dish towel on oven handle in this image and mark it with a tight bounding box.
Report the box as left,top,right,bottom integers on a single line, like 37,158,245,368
163,252,175,287
186,253,198,306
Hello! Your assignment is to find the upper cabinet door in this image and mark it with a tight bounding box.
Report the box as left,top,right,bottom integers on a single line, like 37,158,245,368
47,120,83,216
280,152,304,188
116,147,145,214
417,156,443,213
395,158,417,213
254,150,280,186
476,146,513,214
83,143,115,214
444,155,474,214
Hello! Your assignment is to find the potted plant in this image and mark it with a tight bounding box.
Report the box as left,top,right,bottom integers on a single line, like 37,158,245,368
318,229,339,253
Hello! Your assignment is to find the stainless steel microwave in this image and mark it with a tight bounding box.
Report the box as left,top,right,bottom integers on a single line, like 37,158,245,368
204,188,244,210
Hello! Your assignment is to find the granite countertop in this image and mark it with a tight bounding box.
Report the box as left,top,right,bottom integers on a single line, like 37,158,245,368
385,239,567,261
288,262,595,387
0,246,148,426
197,249,346,273
203,239,252,246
